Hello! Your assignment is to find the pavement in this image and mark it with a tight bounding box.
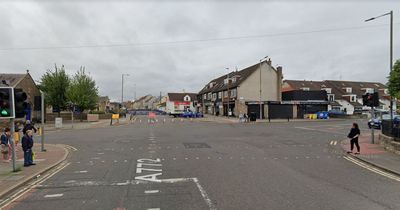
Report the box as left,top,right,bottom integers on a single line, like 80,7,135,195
1,117,399,210
341,132,400,176
199,114,346,124
0,143,69,199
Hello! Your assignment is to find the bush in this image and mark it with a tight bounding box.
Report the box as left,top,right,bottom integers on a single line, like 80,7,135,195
89,110,105,114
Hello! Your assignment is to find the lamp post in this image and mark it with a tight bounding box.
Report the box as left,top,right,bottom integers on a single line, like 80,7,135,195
365,11,393,123
226,67,230,118
121,74,130,109
259,56,268,120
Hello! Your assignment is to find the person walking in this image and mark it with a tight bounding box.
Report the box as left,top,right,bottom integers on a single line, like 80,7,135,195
21,130,35,167
22,120,37,135
1,128,11,162
347,123,361,154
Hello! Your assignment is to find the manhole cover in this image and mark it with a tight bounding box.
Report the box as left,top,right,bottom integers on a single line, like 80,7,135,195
183,143,211,149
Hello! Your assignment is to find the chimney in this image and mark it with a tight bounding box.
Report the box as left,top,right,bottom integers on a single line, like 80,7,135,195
26,69,29,74
267,58,272,65
276,66,283,101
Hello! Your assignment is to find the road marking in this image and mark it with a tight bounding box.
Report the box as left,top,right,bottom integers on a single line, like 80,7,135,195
144,190,159,194
91,157,100,160
44,194,63,198
344,156,400,181
333,141,337,146
0,162,70,208
97,153,104,155
74,170,88,173
148,208,160,210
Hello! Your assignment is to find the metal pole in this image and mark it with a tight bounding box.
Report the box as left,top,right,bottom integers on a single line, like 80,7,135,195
389,11,394,125
371,105,375,144
71,105,74,129
40,91,45,152
227,69,230,118
10,118,17,172
259,60,262,120
121,74,124,106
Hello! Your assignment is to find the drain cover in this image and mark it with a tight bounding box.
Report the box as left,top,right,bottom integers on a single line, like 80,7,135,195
183,143,211,149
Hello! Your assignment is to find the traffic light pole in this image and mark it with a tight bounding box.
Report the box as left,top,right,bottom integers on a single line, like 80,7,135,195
371,106,375,144
10,118,17,172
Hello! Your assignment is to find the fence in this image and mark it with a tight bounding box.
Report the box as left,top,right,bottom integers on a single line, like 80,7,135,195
381,120,400,141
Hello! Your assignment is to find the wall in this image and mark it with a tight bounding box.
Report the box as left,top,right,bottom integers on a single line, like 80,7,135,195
237,63,281,102
336,100,354,115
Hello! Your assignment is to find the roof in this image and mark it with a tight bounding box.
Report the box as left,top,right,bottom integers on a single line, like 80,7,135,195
329,101,341,106
0,73,27,87
284,80,388,99
199,62,260,94
168,93,198,101
98,96,109,102
348,101,363,107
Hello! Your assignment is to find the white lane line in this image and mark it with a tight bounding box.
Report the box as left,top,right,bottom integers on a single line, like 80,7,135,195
330,141,333,145
74,170,88,173
333,141,337,146
344,156,400,181
144,190,160,194
97,153,104,155
147,208,160,210
44,194,64,198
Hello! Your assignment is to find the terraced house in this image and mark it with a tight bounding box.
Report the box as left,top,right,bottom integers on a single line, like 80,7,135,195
283,80,395,115
198,59,283,118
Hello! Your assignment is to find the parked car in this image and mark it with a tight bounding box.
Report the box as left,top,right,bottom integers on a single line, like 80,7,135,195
180,111,204,118
316,111,329,119
368,114,400,129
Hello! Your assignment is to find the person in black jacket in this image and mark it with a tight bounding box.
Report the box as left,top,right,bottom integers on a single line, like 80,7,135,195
21,130,35,167
22,120,37,135
347,123,361,154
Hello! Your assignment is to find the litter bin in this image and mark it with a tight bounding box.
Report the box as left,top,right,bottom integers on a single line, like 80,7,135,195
249,112,257,122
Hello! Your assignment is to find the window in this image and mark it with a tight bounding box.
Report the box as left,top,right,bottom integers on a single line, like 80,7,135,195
232,77,236,83
346,88,352,93
203,94,206,100
322,88,331,94
224,79,228,84
350,95,356,102
212,93,216,100
207,93,211,100
231,89,237,98
184,96,190,101
366,88,374,94
224,91,228,97
301,87,310,91
328,94,335,102
218,92,222,99
384,89,389,95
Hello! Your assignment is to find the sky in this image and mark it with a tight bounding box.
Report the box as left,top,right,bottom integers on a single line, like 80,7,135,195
0,0,399,101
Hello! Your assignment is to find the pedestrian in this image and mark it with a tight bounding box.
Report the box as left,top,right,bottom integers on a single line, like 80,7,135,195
21,129,35,167
347,122,361,154
22,120,37,135
1,128,11,162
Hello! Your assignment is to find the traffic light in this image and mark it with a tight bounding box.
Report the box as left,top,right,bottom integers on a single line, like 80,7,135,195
362,92,379,107
14,88,28,118
0,87,13,118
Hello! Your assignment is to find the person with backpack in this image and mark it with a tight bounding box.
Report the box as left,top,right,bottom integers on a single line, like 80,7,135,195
347,123,361,154
21,129,35,167
1,128,11,162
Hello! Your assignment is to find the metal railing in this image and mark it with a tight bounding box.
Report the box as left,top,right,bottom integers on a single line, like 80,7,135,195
381,120,400,140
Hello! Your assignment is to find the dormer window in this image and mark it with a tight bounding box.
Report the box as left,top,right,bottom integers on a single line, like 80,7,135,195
350,95,357,102
366,88,374,94
301,87,310,91
322,88,331,94
232,77,236,83
346,88,352,93
184,95,191,102
384,89,389,95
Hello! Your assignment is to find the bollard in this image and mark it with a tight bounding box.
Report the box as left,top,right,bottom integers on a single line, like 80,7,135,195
180,119,183,122
139,119,142,123
172,119,174,123
163,118,166,123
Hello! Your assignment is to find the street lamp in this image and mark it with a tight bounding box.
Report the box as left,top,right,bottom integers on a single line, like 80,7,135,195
259,56,268,120
121,74,130,108
365,11,394,123
226,67,230,118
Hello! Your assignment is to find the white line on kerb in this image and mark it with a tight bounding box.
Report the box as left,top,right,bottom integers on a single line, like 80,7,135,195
44,194,63,198
74,170,88,173
147,208,160,210
344,156,400,181
145,190,159,194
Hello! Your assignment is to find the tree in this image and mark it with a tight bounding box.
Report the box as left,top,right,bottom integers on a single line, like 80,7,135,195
40,64,70,117
388,59,400,100
67,67,99,121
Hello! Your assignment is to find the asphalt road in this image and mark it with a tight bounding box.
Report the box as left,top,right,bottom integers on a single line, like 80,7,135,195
6,117,400,210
